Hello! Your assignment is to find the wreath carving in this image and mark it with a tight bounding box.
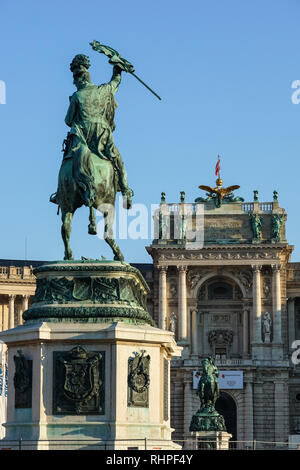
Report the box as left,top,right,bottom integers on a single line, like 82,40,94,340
128,350,150,393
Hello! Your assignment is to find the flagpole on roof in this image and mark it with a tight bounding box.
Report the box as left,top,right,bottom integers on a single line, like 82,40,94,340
215,155,221,180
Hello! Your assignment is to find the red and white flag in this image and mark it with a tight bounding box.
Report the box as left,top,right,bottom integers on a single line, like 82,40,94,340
215,155,221,176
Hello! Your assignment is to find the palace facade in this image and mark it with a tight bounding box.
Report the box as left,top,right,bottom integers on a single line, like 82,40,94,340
2,185,300,447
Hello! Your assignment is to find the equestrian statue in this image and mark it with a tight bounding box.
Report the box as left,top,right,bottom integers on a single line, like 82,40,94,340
50,41,160,261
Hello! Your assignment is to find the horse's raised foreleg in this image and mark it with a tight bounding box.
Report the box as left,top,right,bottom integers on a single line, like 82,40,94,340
103,210,124,262
61,211,74,260
88,206,97,235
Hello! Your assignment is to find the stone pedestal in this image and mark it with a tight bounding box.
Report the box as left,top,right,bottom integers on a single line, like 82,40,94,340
189,406,226,435
189,431,232,450
0,261,182,450
188,397,230,449
264,332,271,343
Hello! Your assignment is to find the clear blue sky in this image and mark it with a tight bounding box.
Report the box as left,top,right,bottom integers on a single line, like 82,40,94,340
0,0,299,264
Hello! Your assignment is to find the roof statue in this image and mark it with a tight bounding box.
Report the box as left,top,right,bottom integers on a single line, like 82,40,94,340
195,156,244,207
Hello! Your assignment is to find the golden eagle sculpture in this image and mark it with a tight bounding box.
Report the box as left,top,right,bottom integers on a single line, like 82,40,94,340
196,178,243,207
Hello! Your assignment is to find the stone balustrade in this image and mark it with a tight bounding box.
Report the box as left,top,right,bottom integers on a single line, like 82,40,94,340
0,265,34,279
158,201,274,214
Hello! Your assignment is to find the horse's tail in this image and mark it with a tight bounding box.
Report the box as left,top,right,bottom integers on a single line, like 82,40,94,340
72,142,97,206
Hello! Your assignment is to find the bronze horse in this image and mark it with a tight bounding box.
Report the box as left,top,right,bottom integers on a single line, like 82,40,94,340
51,133,125,262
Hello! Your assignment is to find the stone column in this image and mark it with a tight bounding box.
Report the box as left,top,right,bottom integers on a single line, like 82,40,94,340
272,264,282,343
2,304,8,331
178,265,188,343
8,294,16,330
0,306,3,332
243,308,249,356
191,309,198,355
252,265,262,343
287,297,296,351
244,379,253,446
20,294,29,326
158,266,168,329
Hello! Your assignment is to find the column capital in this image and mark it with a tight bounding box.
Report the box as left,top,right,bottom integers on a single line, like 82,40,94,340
271,264,282,272
251,264,262,272
8,294,16,300
22,294,30,299
177,265,188,273
157,265,168,273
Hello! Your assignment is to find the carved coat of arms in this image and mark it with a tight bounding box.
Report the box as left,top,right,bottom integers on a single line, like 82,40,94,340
53,346,105,415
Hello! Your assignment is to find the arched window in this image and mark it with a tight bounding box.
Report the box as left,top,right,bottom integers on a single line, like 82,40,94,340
208,281,233,300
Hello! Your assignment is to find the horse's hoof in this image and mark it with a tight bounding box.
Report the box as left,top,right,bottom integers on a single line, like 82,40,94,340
122,189,134,210
122,196,132,210
88,224,97,235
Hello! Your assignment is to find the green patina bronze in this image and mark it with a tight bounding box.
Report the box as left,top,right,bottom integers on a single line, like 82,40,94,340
127,351,150,408
271,213,285,242
50,43,135,262
22,260,155,326
13,350,32,409
89,40,162,101
37,43,160,327
249,213,263,241
53,346,105,415
189,357,226,432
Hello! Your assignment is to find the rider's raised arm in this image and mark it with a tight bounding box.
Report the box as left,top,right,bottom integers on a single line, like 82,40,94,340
109,65,122,95
65,94,77,127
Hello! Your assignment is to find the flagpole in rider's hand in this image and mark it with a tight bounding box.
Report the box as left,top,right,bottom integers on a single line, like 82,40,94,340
90,40,162,101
